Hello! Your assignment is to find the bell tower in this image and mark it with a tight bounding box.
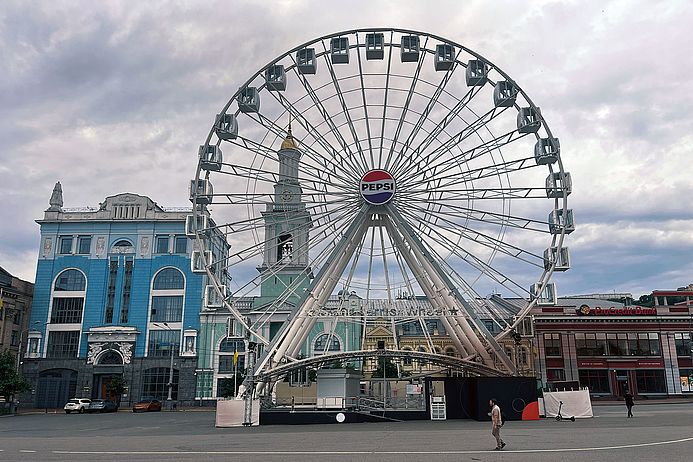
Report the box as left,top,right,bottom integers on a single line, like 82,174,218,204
257,123,312,305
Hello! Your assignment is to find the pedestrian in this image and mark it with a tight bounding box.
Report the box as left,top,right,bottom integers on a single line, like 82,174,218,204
489,398,506,450
624,391,634,418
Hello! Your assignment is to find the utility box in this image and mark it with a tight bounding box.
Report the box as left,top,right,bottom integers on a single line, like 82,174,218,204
430,396,447,420
316,369,362,409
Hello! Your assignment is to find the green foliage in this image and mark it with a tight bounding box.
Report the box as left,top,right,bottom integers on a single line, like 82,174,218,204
105,376,128,404
371,357,400,378
0,350,30,401
634,294,654,307
218,373,245,398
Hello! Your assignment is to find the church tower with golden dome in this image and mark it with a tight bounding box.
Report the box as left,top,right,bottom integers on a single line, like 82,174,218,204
256,123,313,309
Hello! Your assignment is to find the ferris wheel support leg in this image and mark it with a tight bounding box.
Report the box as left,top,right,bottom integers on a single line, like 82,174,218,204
256,206,371,375
385,208,504,370
383,218,476,357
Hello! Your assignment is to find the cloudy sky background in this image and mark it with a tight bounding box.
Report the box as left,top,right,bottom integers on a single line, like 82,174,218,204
1,0,692,299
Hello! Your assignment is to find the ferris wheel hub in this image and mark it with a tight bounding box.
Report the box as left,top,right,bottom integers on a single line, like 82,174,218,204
359,169,396,205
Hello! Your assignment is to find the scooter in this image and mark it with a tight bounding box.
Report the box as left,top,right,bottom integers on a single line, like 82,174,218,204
555,400,576,422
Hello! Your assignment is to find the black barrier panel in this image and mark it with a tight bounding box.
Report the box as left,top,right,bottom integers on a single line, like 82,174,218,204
428,376,538,421
470,377,538,421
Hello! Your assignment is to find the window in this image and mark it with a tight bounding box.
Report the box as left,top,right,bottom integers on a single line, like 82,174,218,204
46,331,80,358
151,296,183,322
314,333,340,354
11,330,19,346
636,369,666,393
104,258,118,324
544,333,561,356
77,236,91,254
575,333,607,356
174,236,187,254
626,333,660,356
148,329,180,357
156,236,170,254
141,367,178,401
288,368,310,387
680,369,693,392
111,240,134,253
578,369,610,394
277,234,293,261
219,338,245,373
675,333,692,357
50,298,84,324
120,257,133,323
59,236,73,254
54,270,86,291
607,333,628,356
153,268,184,290
150,268,184,323
444,347,457,357
269,322,283,340
547,369,565,382
402,348,413,365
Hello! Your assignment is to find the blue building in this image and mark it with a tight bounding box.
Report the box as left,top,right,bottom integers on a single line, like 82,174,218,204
22,184,228,408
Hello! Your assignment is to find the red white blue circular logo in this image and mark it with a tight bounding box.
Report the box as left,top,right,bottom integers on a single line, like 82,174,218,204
360,170,396,205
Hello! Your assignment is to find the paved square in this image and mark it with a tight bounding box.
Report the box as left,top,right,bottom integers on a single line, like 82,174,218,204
1,403,693,461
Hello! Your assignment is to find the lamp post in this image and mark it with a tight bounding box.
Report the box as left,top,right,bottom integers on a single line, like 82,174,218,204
16,321,42,372
155,322,177,411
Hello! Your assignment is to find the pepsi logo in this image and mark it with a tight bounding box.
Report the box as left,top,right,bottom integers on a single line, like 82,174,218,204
360,170,396,205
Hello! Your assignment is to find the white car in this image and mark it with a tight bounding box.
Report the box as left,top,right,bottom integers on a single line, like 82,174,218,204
64,398,91,414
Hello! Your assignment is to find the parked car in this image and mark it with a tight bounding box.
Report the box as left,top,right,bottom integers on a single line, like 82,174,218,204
132,399,162,413
64,398,91,414
88,399,119,413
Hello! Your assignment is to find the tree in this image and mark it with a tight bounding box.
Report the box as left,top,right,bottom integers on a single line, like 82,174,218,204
217,372,246,398
105,376,128,406
0,350,30,414
371,357,399,378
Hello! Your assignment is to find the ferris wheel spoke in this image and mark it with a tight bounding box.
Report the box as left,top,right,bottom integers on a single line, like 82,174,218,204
401,198,549,232
378,30,395,168
217,135,354,193
286,54,366,177
244,113,360,188
222,203,360,287
262,88,364,185
383,35,430,171
398,128,531,188
387,47,465,175
400,202,544,265
212,195,359,238
391,101,504,180
319,41,371,172
401,155,537,194
396,210,531,297
354,33,376,167
398,186,549,201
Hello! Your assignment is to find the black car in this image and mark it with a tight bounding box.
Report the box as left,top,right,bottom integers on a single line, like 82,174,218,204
87,399,119,413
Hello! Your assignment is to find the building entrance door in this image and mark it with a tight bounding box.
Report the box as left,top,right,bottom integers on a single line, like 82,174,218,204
94,374,122,402
614,369,630,397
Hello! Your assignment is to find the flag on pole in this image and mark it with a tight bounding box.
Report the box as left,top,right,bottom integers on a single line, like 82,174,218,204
233,349,239,366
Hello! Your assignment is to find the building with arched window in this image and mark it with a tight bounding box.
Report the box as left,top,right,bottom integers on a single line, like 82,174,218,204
21,186,229,408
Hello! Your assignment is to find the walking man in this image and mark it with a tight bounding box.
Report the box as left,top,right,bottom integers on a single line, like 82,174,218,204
624,391,634,418
490,398,506,450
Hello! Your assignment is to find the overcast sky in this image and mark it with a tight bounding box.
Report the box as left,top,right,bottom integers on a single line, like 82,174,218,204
1,0,691,299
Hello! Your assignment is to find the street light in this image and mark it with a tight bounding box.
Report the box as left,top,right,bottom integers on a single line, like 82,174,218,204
154,322,176,411
16,321,42,372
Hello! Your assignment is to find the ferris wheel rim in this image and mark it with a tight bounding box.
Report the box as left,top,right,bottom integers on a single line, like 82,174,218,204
191,27,572,366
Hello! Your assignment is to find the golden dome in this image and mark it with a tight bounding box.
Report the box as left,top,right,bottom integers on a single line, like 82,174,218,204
281,122,299,150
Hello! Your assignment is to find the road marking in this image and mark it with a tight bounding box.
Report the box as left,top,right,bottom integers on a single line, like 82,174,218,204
51,435,693,455
20,450,37,453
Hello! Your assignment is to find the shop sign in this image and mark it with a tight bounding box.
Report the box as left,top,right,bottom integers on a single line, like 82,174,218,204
578,360,607,367
577,304,657,316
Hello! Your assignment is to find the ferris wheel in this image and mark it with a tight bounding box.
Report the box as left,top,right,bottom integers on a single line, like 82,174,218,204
191,28,573,376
